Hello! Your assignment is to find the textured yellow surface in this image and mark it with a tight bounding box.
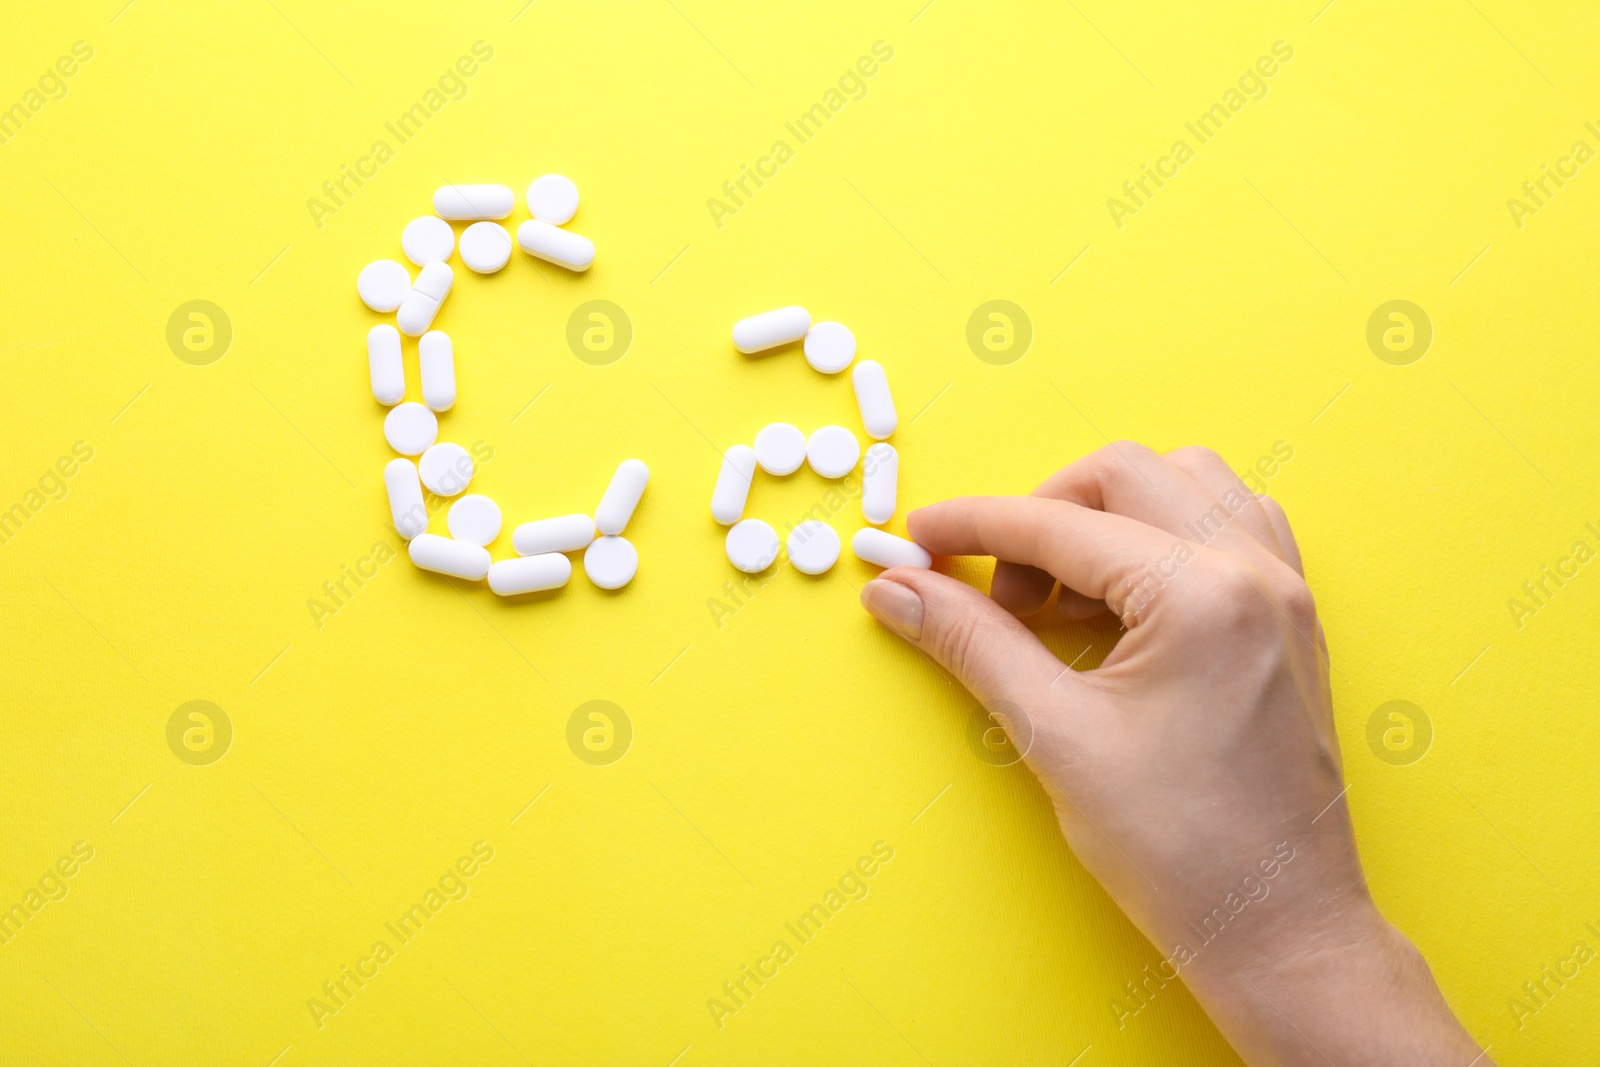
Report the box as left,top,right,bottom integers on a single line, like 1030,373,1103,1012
2,1,1598,1063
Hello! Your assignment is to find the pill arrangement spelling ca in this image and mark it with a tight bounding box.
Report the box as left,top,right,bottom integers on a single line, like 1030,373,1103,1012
360,178,650,595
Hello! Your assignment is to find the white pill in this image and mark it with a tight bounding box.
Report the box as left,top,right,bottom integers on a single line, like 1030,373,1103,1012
711,444,758,525
787,520,840,575
401,216,455,266
513,514,596,555
753,422,807,476
384,402,438,456
852,360,898,439
433,184,515,220
807,425,860,478
397,260,453,337
447,494,502,546
408,533,491,580
367,324,405,405
862,443,898,525
804,321,856,374
725,519,780,573
852,527,932,569
488,553,572,596
516,219,595,271
418,442,474,496
358,259,411,312
459,221,513,274
384,458,428,540
595,458,649,535
732,306,810,354
584,535,638,589
419,330,456,412
527,174,579,225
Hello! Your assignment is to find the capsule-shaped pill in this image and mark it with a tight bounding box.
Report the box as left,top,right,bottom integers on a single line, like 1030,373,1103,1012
398,261,453,337
862,443,898,525
368,324,405,405
488,553,572,596
852,360,898,440
433,184,515,220
408,533,491,580
384,458,428,540
595,459,649,535
732,306,810,354
516,219,595,271
513,514,596,556
711,445,757,525
852,527,931,569
419,330,456,412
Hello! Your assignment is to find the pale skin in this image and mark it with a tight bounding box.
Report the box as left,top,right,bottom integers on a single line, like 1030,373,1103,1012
859,442,1489,1066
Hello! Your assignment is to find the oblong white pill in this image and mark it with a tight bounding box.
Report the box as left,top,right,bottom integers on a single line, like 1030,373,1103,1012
358,259,411,312
384,458,428,540
516,219,595,271
725,519,780,573
384,402,438,456
419,330,456,412
433,184,515,220
807,425,860,478
804,321,856,374
402,216,454,266
488,552,572,596
527,174,579,225
595,458,649,535
408,533,491,580
711,444,757,525
753,422,807,476
397,260,454,337
851,360,898,439
459,221,512,274
447,494,502,546
787,520,840,575
513,514,596,555
732,306,810,354
852,527,932,569
367,324,405,405
584,535,638,589
862,443,898,525
418,442,474,496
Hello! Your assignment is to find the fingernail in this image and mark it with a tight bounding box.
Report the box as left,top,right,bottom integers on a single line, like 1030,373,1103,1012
861,579,924,641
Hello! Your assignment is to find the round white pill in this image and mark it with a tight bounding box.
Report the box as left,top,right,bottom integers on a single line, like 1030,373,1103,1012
459,221,513,274
725,519,780,573
584,535,638,589
383,402,438,456
807,425,860,478
852,527,932,569
488,553,572,596
787,521,840,575
804,321,856,374
447,494,502,546
754,422,807,476
401,216,455,266
418,442,474,496
357,259,410,312
527,174,579,225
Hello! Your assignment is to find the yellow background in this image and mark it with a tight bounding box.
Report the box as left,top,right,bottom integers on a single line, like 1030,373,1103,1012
3,0,1597,1062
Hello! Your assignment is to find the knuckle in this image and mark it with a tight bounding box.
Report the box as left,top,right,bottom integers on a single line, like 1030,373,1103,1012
930,607,985,676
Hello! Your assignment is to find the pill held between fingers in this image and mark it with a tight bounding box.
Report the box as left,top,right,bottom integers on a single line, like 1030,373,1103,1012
418,330,456,412
418,442,474,496
806,425,860,478
753,422,806,476
584,535,639,589
488,553,572,596
513,514,595,555
711,444,757,525
459,221,513,274
447,494,502,546
862,443,898,524
516,219,595,272
851,360,898,439
384,458,428,540
852,527,932,569
401,216,455,266
732,306,810,354
725,519,780,574
527,174,579,225
595,458,649,535
384,402,438,456
408,533,491,580
367,324,405,405
804,321,856,374
787,520,841,575
397,260,454,337
357,260,411,312
433,184,515,220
